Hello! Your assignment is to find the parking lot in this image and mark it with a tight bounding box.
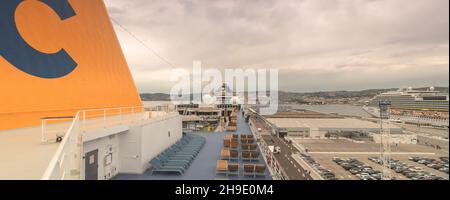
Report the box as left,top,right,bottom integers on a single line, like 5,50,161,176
312,154,409,180
311,155,358,180
405,156,449,177
295,139,444,154
292,139,449,180
367,156,448,180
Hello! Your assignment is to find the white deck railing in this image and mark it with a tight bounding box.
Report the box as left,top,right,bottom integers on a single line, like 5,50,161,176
41,105,176,180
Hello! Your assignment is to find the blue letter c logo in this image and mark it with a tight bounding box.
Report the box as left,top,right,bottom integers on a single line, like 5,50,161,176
0,0,78,79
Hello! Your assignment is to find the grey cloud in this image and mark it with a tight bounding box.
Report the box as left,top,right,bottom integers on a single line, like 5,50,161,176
104,0,449,93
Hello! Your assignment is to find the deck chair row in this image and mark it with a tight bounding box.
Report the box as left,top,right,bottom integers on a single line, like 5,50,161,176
243,164,266,178
149,134,206,175
226,134,255,139
223,139,256,149
216,160,266,177
220,149,261,162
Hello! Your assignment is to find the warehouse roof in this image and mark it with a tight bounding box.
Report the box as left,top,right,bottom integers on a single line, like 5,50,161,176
266,118,400,129
261,110,342,119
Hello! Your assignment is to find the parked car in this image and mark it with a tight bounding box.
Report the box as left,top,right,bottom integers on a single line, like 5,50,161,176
439,157,449,163
394,167,406,173
401,169,412,176
438,167,449,173
418,160,429,164
427,164,442,169
405,172,418,178
349,168,360,175
342,164,353,170
410,167,423,172
359,173,372,180
371,173,382,180
408,157,421,162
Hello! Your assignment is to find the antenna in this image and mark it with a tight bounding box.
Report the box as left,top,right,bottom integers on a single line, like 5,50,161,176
379,100,392,180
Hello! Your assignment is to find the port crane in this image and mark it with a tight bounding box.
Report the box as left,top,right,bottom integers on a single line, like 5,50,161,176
379,101,392,180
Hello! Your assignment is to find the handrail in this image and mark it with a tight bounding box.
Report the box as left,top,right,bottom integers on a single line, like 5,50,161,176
41,104,176,180
41,113,81,180
41,117,75,143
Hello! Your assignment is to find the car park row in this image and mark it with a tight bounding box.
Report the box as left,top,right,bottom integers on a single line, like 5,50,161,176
368,157,446,180
300,154,337,180
408,156,449,174
333,157,382,180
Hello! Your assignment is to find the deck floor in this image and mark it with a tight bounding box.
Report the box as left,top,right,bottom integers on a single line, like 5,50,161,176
114,112,272,180
0,112,169,180
0,126,61,179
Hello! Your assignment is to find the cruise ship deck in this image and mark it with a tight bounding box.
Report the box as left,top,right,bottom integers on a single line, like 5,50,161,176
114,113,272,180
0,126,61,179
0,110,178,180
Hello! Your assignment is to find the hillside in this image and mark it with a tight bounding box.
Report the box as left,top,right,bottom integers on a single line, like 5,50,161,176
140,86,449,103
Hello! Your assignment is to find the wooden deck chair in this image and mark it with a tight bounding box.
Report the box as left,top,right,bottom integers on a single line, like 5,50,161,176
221,148,230,160
216,160,228,175
243,164,256,177
223,139,231,148
241,151,251,161
255,164,266,177
230,140,239,149
227,163,239,176
250,151,260,161
230,150,239,160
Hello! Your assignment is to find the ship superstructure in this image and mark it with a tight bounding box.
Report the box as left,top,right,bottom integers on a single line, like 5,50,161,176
368,87,449,112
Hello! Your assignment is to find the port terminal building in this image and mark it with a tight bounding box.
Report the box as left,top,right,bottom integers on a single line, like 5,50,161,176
251,110,402,138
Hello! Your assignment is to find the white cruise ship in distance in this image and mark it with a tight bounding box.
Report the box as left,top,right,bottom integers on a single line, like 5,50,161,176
367,87,449,112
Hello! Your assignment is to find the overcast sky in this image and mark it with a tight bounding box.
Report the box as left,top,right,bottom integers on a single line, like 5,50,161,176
104,0,449,93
